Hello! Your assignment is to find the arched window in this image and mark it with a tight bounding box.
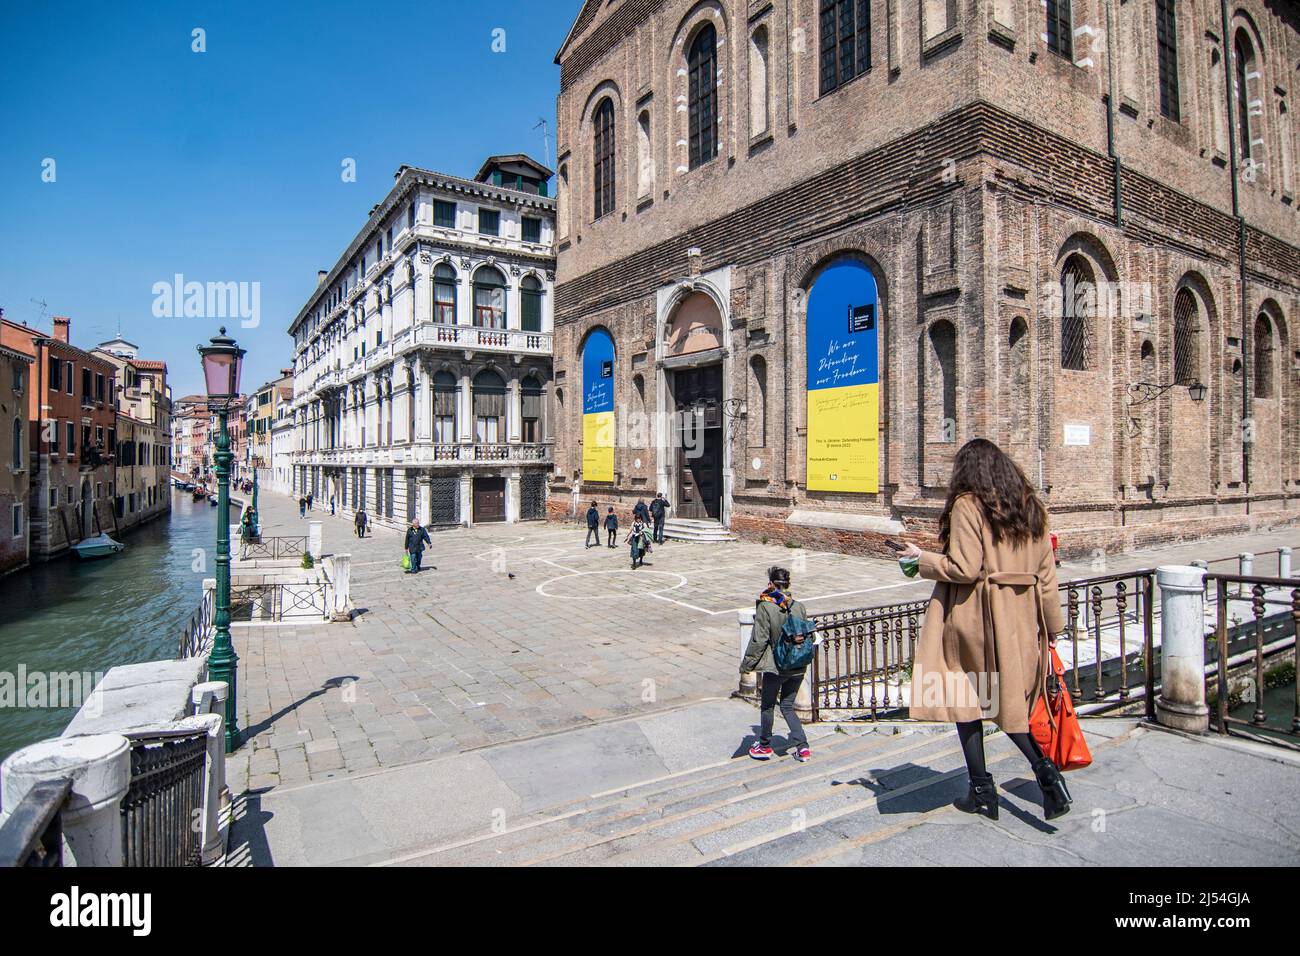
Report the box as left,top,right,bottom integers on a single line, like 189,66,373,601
1046,1,1072,58
819,0,871,95
1173,288,1201,384
688,25,719,170
1155,0,1180,121
521,275,544,333
521,375,544,443
637,110,653,197
749,27,770,137
749,355,768,446
1254,314,1275,399
1059,254,1094,371
473,267,507,329
1234,30,1255,161
472,369,507,444
593,98,616,219
1008,318,1030,442
432,370,458,444
928,321,957,443
433,264,458,325
11,418,22,471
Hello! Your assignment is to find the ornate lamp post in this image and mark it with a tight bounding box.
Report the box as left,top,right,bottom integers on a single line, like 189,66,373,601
1128,380,1209,406
198,327,246,753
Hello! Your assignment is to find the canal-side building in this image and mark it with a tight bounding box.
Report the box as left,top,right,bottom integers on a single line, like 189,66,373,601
92,340,172,532
171,395,208,481
0,316,119,558
548,0,1300,556
246,371,293,492
270,400,295,496
1,340,34,576
288,154,557,529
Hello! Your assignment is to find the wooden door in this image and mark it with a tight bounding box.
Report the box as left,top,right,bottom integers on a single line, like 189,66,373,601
473,477,506,523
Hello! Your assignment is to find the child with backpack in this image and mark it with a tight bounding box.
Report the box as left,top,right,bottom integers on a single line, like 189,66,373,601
625,517,652,569
740,566,817,762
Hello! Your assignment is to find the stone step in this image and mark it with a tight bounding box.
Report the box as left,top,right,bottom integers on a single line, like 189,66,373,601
663,519,737,543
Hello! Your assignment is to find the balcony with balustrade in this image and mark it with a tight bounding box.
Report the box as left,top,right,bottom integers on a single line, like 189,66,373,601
292,441,552,470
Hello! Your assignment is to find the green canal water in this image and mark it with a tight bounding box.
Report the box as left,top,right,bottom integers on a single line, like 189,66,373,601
0,490,219,762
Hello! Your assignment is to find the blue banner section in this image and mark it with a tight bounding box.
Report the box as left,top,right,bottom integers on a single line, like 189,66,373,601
805,260,879,392
582,328,615,415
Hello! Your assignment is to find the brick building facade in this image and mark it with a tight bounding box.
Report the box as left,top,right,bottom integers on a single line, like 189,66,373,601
1,343,33,576
547,0,1300,556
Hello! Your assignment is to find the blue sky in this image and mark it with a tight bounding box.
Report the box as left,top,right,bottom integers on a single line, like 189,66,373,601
0,0,573,397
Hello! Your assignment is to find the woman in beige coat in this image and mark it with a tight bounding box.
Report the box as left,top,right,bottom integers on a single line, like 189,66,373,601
902,438,1072,821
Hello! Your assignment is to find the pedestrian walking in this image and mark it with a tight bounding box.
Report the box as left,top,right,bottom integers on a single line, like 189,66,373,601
354,506,368,538
603,507,619,548
404,519,432,574
625,517,652,569
298,495,307,519
306,492,314,511
330,496,336,516
900,437,1071,822
741,566,814,762
585,502,601,549
649,492,668,544
633,498,650,524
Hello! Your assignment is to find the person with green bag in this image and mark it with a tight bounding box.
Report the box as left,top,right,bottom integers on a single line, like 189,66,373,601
741,566,816,762
404,519,431,574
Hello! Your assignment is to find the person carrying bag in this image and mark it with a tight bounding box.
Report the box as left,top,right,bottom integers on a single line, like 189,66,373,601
741,566,816,762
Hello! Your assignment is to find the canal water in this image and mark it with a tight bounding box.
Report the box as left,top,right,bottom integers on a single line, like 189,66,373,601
0,489,218,762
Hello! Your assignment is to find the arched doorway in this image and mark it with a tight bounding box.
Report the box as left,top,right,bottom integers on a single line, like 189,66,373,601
665,290,725,520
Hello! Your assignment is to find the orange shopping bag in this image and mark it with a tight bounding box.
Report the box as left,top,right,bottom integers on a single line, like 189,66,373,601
1029,645,1092,771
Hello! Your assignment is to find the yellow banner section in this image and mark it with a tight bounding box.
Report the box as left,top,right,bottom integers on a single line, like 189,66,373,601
582,411,615,483
807,383,878,493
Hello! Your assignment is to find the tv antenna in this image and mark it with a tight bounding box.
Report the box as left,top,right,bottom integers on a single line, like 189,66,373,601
30,297,50,326
534,118,551,169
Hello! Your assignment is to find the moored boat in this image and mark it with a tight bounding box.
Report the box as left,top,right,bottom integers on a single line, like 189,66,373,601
72,533,126,560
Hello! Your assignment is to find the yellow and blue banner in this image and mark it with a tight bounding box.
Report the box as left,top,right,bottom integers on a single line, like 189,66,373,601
806,260,879,493
582,328,615,483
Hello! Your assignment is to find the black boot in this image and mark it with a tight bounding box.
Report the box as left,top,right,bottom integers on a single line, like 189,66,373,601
953,772,999,820
1032,757,1072,821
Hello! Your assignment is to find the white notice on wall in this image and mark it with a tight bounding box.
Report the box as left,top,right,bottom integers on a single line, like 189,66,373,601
1064,423,1091,447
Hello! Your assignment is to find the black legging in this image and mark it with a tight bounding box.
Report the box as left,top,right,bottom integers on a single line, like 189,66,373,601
956,719,1044,777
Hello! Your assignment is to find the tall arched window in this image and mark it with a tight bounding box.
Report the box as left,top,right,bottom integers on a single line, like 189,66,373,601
434,263,457,325
521,275,544,333
593,98,616,219
749,355,768,446
637,110,653,197
473,267,507,329
472,369,507,444
749,27,770,138
1254,314,1275,398
1173,288,1201,384
1059,254,1095,371
521,376,544,443
819,0,871,95
1046,0,1072,60
1234,30,1255,161
1008,318,1030,443
688,25,719,170
11,418,22,470
928,321,957,442
1155,0,1180,121
433,371,458,444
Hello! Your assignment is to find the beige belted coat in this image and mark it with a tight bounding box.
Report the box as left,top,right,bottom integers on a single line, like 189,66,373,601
907,493,1064,733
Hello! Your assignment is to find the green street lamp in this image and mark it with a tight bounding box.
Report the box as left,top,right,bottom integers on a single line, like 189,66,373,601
198,327,246,753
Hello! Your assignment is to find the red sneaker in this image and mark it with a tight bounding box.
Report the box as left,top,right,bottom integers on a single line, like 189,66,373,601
748,743,773,760
794,747,812,762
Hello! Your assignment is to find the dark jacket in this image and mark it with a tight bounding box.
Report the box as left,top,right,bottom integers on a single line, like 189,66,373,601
741,596,811,676
649,498,666,520
405,526,431,552
633,501,650,521
355,510,368,527
604,513,618,531
586,507,600,529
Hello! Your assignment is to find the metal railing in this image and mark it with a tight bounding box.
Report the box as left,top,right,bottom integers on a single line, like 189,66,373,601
0,778,72,867
121,728,208,867
230,581,331,622
1208,574,1300,741
177,587,216,659
809,600,927,721
239,535,307,560
1061,570,1157,712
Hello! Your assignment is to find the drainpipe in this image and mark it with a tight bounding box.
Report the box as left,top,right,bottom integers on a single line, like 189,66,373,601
1220,0,1251,499
1103,0,1123,227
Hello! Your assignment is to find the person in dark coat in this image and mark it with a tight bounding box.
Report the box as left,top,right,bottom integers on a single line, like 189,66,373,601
741,566,812,762
306,492,314,511
604,507,619,547
633,498,650,524
404,519,432,574
354,507,368,538
298,496,307,518
649,493,668,544
585,502,600,549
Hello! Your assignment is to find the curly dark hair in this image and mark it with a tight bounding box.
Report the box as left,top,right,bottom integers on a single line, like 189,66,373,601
938,438,1048,549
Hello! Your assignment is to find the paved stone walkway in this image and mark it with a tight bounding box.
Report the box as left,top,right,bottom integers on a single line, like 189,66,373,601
225,489,1299,797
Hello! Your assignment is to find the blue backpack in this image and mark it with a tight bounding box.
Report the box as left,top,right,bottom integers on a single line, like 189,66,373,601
772,605,818,671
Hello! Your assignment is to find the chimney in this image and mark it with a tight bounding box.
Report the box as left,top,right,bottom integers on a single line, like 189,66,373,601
52,316,70,343
317,270,328,286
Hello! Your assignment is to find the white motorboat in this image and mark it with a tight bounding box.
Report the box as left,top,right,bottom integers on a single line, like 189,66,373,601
72,533,126,560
